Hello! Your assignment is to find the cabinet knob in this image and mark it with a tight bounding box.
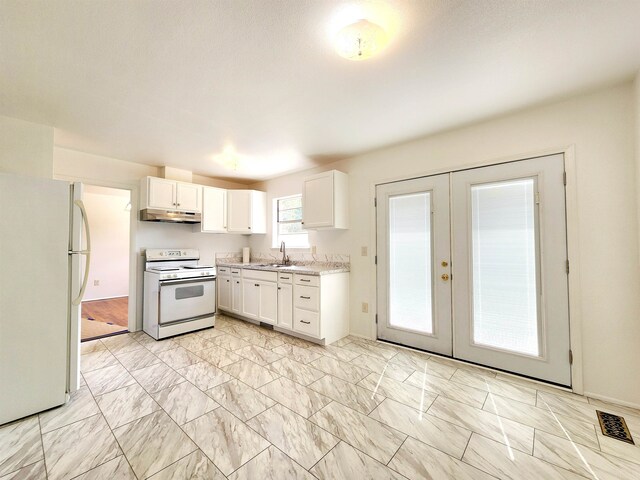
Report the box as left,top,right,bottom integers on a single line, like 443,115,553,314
278,287,281,290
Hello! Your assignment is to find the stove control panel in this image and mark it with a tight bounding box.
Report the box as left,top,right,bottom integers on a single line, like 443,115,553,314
146,248,199,261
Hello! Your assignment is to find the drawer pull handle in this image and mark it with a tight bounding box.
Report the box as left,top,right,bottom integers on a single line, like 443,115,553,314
232,271,239,274
300,279,311,282
300,320,311,324
255,284,259,287
300,296,311,299
280,277,290,280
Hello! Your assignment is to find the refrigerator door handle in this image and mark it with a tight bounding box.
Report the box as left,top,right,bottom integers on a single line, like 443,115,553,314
70,199,91,306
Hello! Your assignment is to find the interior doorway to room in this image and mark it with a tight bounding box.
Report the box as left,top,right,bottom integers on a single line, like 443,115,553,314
80,185,131,341
376,154,571,386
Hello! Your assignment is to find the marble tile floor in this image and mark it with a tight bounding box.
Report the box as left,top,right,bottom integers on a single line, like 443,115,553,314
2,314,640,479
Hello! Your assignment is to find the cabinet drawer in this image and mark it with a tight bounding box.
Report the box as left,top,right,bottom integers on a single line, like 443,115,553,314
243,269,277,282
294,285,319,311
277,273,293,284
293,308,320,337
294,274,319,287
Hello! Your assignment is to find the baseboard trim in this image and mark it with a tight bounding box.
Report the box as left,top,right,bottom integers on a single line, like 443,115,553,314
83,295,128,302
583,391,640,411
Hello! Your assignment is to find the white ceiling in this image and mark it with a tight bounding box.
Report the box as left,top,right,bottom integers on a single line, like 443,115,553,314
1,1,640,182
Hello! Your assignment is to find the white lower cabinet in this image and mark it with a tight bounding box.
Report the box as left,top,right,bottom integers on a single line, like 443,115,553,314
241,279,260,320
293,307,320,337
240,269,277,325
258,281,278,325
277,281,293,329
231,269,242,314
217,270,231,311
217,267,348,344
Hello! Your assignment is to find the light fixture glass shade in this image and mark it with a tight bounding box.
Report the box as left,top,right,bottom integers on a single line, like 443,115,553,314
334,19,387,61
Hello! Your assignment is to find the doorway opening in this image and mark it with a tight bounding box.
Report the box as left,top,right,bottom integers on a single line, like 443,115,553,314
376,154,571,386
80,185,131,341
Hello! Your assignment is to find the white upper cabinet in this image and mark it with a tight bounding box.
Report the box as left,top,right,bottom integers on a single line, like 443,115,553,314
199,186,227,233
176,182,200,211
141,177,201,213
227,190,266,234
302,170,349,229
146,177,176,209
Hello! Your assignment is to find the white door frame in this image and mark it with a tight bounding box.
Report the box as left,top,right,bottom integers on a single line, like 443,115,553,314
369,145,583,394
54,174,139,334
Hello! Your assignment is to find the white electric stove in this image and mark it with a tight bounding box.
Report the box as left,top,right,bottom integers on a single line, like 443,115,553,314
143,249,216,339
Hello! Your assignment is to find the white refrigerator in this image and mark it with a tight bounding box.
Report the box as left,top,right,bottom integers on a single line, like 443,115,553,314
0,173,89,425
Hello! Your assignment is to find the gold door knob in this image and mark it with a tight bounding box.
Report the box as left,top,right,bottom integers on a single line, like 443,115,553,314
441,273,450,281
441,261,449,267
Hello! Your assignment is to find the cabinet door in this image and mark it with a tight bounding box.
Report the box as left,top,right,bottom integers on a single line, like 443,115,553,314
242,279,260,320
202,187,227,232
231,275,242,314
258,281,277,325
277,283,293,329
303,173,333,228
217,275,231,311
228,190,252,233
176,183,201,212
148,178,176,209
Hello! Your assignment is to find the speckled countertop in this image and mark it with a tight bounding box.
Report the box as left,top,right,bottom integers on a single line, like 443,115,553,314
216,261,349,276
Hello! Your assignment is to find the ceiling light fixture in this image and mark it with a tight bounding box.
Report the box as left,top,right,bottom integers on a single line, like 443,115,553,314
334,19,388,61
215,145,240,171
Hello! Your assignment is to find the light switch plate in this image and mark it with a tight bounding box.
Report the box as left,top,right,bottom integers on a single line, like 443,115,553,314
361,302,368,313
361,246,368,256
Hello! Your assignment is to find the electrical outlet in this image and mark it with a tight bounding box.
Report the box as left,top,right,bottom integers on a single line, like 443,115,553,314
310,245,317,254
361,302,368,313
93,280,100,286
361,246,368,256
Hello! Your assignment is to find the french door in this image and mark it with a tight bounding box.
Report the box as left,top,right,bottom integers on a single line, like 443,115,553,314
376,154,571,386
376,174,452,356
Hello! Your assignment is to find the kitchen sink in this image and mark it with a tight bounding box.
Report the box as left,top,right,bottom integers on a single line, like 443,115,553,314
253,263,307,270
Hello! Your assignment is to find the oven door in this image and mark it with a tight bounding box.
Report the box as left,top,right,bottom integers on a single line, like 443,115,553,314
159,277,216,325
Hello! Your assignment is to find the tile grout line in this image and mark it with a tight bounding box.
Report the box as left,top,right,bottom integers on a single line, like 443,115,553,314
93,335,145,479
36,414,49,480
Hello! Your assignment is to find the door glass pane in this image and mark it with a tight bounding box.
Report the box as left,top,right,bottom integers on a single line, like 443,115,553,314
471,178,539,356
388,192,433,333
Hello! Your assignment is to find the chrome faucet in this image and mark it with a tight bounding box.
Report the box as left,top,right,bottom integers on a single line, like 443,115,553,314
280,241,290,265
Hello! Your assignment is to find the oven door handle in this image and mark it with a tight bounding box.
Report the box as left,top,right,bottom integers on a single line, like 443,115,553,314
159,277,216,287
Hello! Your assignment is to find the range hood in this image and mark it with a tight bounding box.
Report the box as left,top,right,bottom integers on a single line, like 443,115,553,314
139,208,201,224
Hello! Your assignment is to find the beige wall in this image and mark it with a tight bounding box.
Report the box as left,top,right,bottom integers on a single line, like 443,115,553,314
636,72,640,262
250,82,640,407
82,187,131,301
0,114,53,178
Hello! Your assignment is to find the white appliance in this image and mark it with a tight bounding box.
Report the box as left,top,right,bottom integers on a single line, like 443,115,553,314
143,249,216,339
0,173,89,425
